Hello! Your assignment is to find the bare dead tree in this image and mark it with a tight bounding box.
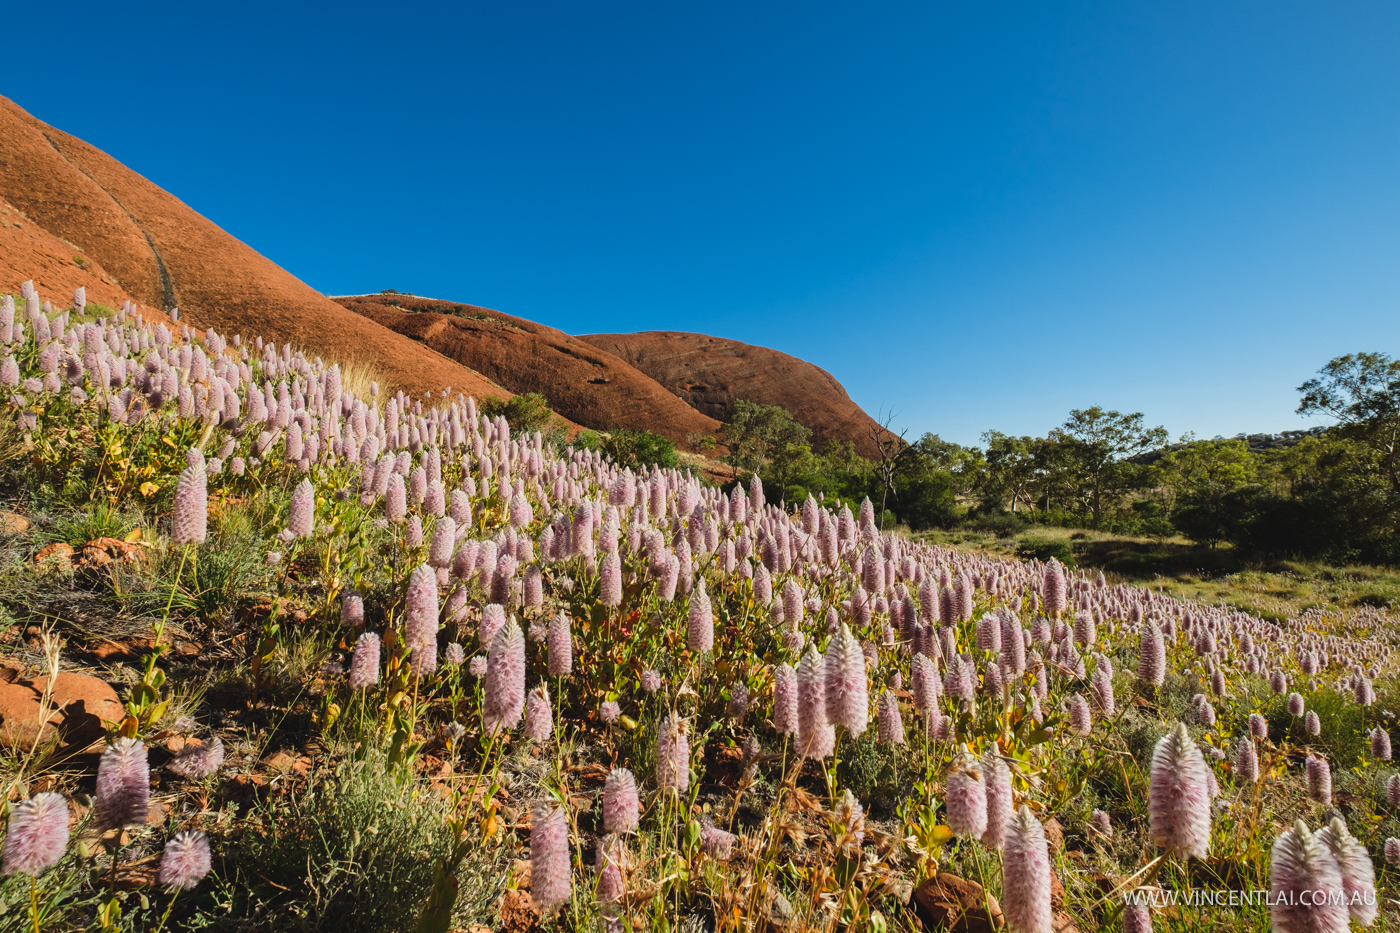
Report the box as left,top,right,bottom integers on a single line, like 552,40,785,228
869,410,911,530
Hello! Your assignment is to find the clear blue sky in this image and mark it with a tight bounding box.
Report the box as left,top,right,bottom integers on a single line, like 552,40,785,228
7,1,1398,446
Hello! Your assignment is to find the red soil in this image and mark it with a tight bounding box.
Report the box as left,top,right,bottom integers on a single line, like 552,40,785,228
335,295,724,449
0,96,505,404
580,331,897,458
0,196,145,314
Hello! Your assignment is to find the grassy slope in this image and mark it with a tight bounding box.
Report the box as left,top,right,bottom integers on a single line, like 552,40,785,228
918,524,1400,621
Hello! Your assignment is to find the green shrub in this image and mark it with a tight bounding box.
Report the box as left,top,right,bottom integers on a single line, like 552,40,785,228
34,501,142,548
196,745,503,932
479,392,553,434
968,511,1029,537
1016,535,1075,566
600,429,679,470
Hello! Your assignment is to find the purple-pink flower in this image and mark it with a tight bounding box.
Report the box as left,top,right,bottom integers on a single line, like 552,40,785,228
160,830,212,891
530,800,571,916
2,792,69,875
1148,724,1211,858
1002,805,1051,933
94,738,150,831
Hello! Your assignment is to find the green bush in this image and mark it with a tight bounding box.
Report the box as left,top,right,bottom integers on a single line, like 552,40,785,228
600,429,679,470
196,746,501,932
967,510,1029,538
479,392,553,434
1016,535,1075,566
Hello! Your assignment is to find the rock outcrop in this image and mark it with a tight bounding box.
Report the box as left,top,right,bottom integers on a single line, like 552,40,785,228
581,331,896,458
336,295,723,448
0,96,506,404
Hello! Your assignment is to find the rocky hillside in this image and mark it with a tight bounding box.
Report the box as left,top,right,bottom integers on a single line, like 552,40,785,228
581,331,896,458
0,194,146,315
334,294,724,447
1,95,891,456
0,96,505,404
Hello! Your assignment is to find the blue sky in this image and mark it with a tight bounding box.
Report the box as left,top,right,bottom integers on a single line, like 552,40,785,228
7,1,1398,445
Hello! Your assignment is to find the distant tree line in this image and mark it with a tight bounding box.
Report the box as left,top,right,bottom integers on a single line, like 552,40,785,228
720,352,1400,566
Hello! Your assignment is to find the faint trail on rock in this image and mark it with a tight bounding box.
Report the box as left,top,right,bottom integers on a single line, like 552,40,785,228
41,132,179,313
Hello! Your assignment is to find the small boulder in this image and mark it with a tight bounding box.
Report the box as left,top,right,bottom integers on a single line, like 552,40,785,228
0,669,124,748
912,873,1004,932
1044,817,1064,853
0,512,29,534
79,537,146,569
33,542,74,570
499,888,540,933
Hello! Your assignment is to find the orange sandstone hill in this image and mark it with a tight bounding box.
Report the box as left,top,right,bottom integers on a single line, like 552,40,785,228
334,294,724,447
0,96,505,404
581,331,895,459
0,95,891,456
0,195,146,315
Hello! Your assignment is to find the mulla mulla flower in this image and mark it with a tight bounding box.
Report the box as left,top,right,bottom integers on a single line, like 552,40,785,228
484,618,526,734
1306,754,1332,805
287,477,315,538
1235,737,1258,784
1067,694,1092,736
171,457,208,545
95,738,150,831
1121,898,1152,933
167,735,224,779
385,472,407,523
981,750,1014,850
1270,820,1348,933
823,623,868,736
428,516,456,568
595,834,628,904
159,830,212,892
656,714,690,793
699,821,737,859
945,747,988,839
1137,623,1165,687
341,591,365,627
1042,560,1066,617
1148,723,1211,858
530,800,571,917
877,689,905,746
346,631,381,689
603,768,639,834
687,580,713,654
599,549,622,606
1371,727,1391,761
480,604,507,652
796,645,835,760
773,663,798,736
523,683,553,742
1002,805,1052,933
2,792,69,876
1315,817,1377,928
404,563,439,653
